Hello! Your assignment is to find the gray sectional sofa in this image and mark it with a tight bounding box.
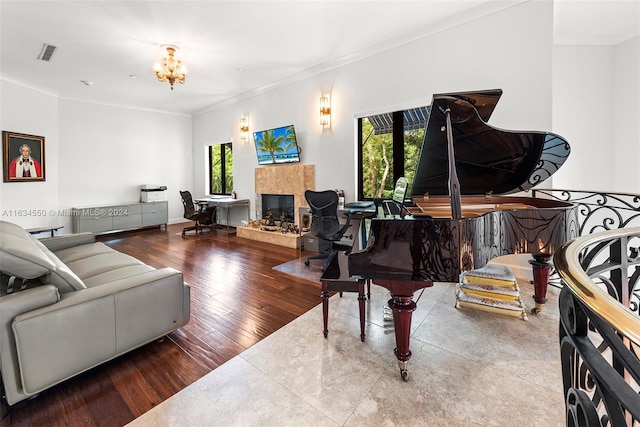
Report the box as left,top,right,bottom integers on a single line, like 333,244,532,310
0,220,190,405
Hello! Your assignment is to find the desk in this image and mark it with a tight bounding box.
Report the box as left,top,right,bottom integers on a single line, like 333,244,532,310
27,225,64,237
195,197,250,233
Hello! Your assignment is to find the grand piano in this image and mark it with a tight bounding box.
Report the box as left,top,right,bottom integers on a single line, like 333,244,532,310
348,89,579,380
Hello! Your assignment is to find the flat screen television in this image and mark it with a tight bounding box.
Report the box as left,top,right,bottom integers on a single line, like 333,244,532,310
253,124,301,165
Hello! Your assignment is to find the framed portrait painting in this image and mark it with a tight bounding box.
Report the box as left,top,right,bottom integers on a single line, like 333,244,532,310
2,131,46,182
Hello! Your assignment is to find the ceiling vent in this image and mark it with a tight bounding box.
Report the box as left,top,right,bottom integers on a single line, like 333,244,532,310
37,43,57,62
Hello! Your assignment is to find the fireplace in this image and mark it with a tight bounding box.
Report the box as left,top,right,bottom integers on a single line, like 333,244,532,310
253,164,315,228
262,194,294,222
238,164,315,248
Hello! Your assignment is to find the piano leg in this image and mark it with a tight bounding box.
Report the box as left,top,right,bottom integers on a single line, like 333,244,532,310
388,295,416,381
370,279,432,380
358,283,366,342
529,253,553,315
321,288,330,338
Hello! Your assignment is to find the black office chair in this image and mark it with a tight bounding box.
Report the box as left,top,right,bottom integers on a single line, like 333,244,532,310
304,189,353,272
179,190,216,237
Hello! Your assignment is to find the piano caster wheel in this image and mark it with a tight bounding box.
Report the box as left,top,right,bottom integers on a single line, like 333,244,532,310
398,361,409,381
531,302,544,315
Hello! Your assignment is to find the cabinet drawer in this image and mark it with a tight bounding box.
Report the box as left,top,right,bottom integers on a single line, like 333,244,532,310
113,213,142,230
116,204,142,215
141,202,167,213
74,207,111,218
142,202,168,226
142,211,168,227
110,204,141,230
77,216,113,233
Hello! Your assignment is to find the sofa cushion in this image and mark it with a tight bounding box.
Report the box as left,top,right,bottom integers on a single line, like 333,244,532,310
54,242,154,288
81,264,155,287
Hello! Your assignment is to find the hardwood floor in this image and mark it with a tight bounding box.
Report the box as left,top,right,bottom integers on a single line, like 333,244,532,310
1,224,321,427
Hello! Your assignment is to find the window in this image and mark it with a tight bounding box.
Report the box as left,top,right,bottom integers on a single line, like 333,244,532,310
357,106,428,200
209,142,233,195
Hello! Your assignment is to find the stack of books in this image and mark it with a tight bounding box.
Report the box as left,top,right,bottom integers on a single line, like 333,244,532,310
455,263,528,321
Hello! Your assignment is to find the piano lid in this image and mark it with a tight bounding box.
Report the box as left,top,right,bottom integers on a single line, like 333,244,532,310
410,89,570,198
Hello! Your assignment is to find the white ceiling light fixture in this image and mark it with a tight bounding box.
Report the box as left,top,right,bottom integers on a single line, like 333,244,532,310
153,45,187,91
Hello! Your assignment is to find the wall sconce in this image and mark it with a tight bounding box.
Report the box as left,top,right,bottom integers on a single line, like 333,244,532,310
240,116,249,143
320,95,331,127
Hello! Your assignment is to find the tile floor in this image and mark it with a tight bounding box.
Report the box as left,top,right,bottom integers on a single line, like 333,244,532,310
128,259,565,427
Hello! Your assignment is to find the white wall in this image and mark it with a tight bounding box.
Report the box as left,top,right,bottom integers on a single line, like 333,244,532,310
0,81,59,229
192,1,554,218
0,80,193,232
552,36,640,193
613,37,640,193
57,100,193,227
552,45,615,191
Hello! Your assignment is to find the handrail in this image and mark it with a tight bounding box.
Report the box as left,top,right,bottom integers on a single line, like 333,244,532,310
554,226,640,425
554,227,640,345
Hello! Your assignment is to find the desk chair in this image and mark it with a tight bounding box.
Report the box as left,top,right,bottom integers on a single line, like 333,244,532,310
304,189,353,272
179,191,216,237
382,177,409,218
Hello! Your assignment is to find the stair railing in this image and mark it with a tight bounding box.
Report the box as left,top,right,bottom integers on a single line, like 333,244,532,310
554,227,640,426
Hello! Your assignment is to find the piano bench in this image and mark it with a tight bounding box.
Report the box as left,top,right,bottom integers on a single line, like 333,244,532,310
320,254,368,342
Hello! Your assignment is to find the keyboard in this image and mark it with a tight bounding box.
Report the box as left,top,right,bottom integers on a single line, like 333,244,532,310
344,201,374,209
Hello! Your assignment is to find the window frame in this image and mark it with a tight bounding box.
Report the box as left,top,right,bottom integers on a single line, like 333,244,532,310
208,142,233,195
357,109,422,201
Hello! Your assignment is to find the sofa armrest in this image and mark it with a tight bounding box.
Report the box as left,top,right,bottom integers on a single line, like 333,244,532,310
0,285,61,334
0,285,60,405
39,233,96,252
11,268,189,396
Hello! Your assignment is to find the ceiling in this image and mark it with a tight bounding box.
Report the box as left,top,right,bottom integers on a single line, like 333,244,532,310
1,1,638,115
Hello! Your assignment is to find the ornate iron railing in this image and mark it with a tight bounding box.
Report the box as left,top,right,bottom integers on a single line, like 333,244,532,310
531,189,640,235
554,227,640,426
531,189,640,288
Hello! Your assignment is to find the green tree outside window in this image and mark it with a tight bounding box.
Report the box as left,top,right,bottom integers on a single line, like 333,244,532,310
209,142,233,195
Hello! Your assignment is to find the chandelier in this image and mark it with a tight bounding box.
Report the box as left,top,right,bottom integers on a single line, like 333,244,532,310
153,45,187,90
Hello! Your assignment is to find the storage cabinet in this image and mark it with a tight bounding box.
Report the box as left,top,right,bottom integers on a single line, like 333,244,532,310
72,201,167,234
141,202,168,227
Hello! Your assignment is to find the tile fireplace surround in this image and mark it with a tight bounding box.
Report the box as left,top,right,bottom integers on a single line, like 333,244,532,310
236,163,315,248
254,163,315,224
